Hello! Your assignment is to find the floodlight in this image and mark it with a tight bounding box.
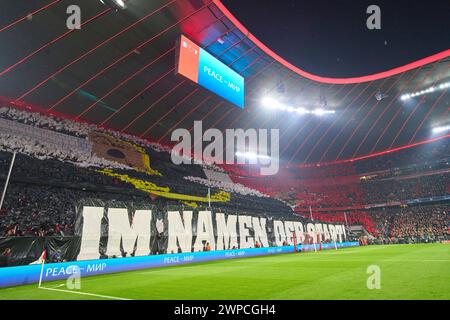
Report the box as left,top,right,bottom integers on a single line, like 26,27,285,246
101,0,126,10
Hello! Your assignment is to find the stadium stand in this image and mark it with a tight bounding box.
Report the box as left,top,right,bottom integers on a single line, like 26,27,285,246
0,105,448,265
219,138,449,243
0,106,293,239
0,0,449,302
0,103,448,264
369,204,448,243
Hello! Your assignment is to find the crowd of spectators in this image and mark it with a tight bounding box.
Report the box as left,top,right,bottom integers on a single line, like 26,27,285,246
0,106,91,137
304,204,449,242
301,211,376,234
361,171,449,204
0,131,131,170
370,204,449,241
2,184,76,237
0,105,448,242
184,176,269,198
0,150,293,237
0,106,292,237
0,106,224,173
354,139,449,174
273,166,449,208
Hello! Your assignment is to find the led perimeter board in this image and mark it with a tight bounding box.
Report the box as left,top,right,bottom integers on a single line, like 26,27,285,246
176,35,245,109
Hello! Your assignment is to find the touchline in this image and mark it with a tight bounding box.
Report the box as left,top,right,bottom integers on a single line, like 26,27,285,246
171,121,279,176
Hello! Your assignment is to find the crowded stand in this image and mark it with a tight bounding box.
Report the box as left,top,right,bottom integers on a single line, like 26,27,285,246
368,204,448,243
361,171,449,204
221,137,449,242
354,139,450,174
0,106,294,238
225,140,449,209
0,150,292,237
298,211,376,235
0,105,448,249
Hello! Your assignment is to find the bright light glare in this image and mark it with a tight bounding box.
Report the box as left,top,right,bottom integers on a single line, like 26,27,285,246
401,81,450,101
312,108,335,116
432,125,450,134
261,96,335,116
262,97,285,110
114,0,126,7
235,151,270,160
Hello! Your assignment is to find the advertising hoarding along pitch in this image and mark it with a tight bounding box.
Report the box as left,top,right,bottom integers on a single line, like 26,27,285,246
0,243,360,287
176,35,245,109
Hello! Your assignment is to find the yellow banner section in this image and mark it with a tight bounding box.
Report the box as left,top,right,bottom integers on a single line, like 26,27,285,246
98,169,230,203
181,201,199,208
90,132,161,176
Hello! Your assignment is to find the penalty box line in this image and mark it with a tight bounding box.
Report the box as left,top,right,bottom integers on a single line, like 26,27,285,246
38,286,132,300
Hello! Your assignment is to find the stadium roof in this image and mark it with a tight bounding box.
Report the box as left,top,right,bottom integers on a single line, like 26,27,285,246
0,0,449,165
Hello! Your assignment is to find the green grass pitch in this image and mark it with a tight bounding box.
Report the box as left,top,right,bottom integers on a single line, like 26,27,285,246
1,243,448,300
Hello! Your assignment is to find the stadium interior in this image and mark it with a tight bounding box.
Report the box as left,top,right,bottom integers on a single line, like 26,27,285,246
0,0,448,301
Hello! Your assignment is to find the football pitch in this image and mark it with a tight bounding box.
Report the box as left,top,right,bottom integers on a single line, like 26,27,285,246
1,244,448,300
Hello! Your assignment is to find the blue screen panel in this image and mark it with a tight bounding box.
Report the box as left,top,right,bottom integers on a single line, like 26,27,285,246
197,49,245,109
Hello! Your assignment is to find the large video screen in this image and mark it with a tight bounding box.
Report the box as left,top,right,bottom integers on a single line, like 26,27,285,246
176,35,245,109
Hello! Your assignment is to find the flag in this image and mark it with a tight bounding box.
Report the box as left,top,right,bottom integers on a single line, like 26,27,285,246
89,131,157,173
30,250,46,265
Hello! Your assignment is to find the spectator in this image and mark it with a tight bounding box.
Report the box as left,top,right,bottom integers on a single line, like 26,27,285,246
0,248,12,267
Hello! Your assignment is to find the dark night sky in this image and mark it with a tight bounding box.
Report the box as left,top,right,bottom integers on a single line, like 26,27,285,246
220,0,450,78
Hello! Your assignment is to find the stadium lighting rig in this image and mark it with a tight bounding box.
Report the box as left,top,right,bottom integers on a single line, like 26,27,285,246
99,0,127,10
235,151,271,161
432,125,450,134
261,97,335,115
400,81,450,101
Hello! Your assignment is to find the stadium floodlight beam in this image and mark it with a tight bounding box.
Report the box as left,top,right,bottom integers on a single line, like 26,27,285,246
439,82,450,89
262,97,284,110
261,96,335,116
432,125,450,134
100,0,126,10
312,108,336,116
235,151,270,160
296,107,308,115
401,81,450,101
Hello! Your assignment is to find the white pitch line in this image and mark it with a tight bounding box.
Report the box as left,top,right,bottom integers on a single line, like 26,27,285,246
386,259,450,262
39,286,131,300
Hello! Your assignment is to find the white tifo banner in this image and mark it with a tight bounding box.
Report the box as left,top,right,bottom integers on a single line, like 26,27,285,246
77,205,346,261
